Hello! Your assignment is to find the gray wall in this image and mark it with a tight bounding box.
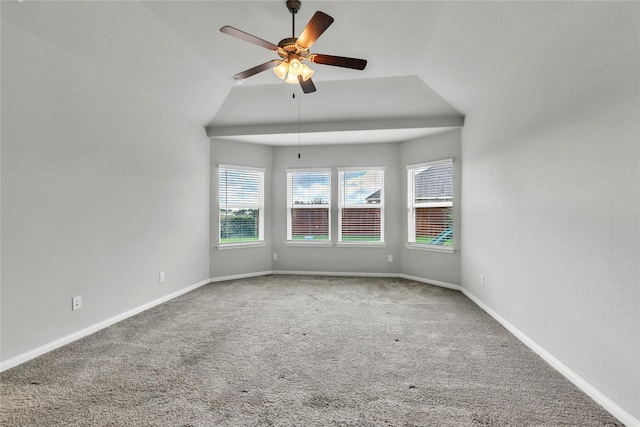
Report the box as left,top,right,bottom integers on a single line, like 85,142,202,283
210,139,273,278
271,143,402,275
400,130,461,286
459,5,639,419
1,18,210,363
208,135,462,284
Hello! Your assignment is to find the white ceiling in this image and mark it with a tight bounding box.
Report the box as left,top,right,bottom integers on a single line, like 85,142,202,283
142,0,461,145
2,0,629,146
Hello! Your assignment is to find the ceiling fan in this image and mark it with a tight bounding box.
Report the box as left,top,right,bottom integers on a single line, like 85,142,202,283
220,0,367,94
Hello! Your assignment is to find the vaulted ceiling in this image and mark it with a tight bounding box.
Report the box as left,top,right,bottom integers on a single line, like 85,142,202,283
2,0,624,145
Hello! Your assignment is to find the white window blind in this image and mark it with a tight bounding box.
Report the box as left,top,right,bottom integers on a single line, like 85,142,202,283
287,169,331,242
338,168,384,243
407,159,453,247
218,165,264,245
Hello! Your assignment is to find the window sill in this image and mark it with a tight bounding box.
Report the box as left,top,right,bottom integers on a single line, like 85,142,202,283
285,241,334,247
405,243,455,254
217,242,266,250
337,242,387,248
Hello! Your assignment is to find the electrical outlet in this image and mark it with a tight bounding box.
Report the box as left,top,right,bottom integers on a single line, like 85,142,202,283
388,255,393,263
72,296,82,311
481,275,485,287
273,253,278,261
159,272,165,282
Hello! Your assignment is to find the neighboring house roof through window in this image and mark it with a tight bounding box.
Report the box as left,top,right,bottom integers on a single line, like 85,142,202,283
365,164,453,203
366,189,381,203
415,164,453,200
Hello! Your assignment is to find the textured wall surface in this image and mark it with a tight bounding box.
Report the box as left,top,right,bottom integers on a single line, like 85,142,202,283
210,139,274,278
1,16,210,363
270,143,403,275
400,131,462,286
457,3,639,420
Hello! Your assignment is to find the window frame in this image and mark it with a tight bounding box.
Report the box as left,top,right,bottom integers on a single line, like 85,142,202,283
337,167,385,247
286,168,333,247
406,158,455,253
217,164,265,250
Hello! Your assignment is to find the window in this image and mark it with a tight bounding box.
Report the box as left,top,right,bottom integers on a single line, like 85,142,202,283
338,168,384,244
287,169,331,243
218,165,264,247
407,159,454,251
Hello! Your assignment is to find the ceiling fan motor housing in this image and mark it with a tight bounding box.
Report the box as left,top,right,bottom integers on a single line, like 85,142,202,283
278,38,299,52
277,37,309,59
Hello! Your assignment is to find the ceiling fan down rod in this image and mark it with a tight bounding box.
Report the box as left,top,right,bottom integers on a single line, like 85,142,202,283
286,0,301,37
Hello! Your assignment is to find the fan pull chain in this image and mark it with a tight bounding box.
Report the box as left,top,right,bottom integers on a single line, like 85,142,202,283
293,92,301,159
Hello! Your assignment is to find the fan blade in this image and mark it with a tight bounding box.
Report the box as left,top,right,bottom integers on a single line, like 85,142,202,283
299,76,316,94
296,11,334,49
309,54,367,70
234,61,280,80
220,26,278,51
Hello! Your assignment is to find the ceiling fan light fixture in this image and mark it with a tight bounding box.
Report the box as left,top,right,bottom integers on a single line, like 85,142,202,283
285,72,300,85
287,55,303,76
273,60,289,80
300,63,314,81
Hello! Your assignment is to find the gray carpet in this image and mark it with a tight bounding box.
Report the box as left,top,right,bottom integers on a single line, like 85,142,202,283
1,275,622,426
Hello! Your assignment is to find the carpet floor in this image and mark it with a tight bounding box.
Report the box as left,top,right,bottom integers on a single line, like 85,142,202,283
1,275,622,426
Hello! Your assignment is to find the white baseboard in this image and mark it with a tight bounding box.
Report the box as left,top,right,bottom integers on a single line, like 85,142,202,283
462,288,639,427
398,274,462,291
0,278,212,373
271,271,461,292
272,270,398,278
209,270,274,283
